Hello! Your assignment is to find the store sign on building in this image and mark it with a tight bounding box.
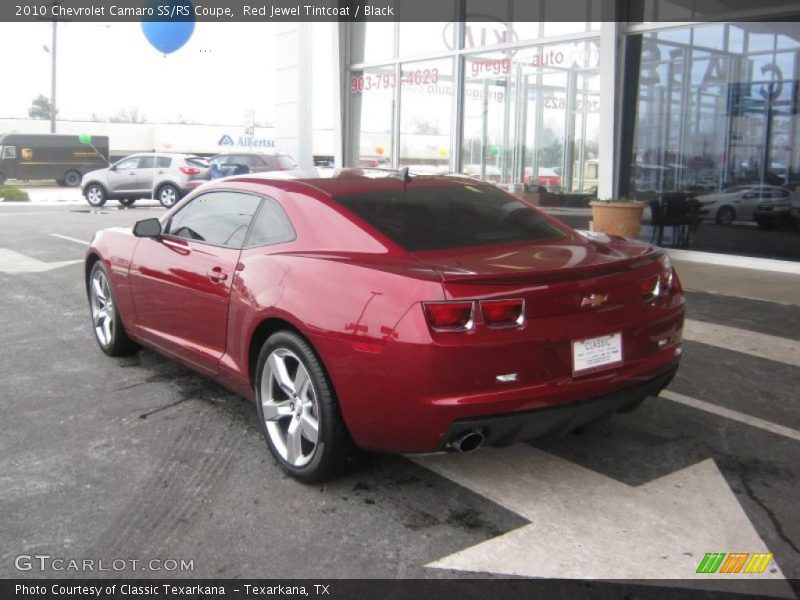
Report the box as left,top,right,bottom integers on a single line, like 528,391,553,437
217,134,276,149
442,20,519,51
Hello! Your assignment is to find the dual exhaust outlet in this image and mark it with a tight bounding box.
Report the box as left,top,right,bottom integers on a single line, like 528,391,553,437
447,429,486,453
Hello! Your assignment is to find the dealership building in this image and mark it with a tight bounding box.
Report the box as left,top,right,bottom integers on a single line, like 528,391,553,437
290,2,799,263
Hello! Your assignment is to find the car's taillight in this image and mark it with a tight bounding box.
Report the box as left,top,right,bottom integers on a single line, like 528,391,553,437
480,299,525,328
423,301,474,331
643,254,680,303
179,166,200,175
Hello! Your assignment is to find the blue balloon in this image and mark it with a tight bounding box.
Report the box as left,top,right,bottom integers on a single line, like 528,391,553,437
141,0,195,55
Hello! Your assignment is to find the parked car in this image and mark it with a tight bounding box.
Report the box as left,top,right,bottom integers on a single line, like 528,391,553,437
85,170,684,481
523,166,562,191
696,184,789,225
753,187,798,229
207,152,303,180
81,153,208,208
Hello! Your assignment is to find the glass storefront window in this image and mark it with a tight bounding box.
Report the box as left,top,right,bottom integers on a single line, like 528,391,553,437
350,22,395,64
460,40,600,194
627,22,800,261
398,58,454,172
398,20,456,58
348,65,396,167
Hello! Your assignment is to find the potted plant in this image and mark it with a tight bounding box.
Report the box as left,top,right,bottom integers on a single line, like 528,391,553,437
589,197,646,239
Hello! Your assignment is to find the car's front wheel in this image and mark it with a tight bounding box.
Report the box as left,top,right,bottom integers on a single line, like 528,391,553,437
88,261,139,356
84,183,107,207
255,331,354,482
157,184,180,208
715,205,736,225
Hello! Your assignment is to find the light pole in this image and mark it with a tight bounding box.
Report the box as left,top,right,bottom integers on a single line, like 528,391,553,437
50,21,57,133
42,22,57,133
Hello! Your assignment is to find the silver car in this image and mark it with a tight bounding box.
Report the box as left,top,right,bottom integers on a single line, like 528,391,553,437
81,153,208,208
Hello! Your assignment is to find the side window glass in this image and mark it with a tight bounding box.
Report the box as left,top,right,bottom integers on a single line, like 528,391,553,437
156,157,172,168
115,157,140,170
138,156,155,169
167,191,261,248
2,146,16,159
245,197,296,247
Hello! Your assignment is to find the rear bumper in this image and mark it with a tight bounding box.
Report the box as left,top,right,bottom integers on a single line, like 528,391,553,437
440,366,677,449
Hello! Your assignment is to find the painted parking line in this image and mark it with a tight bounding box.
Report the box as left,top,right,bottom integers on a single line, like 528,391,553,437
0,248,81,274
0,211,67,218
683,318,800,368
660,389,800,443
414,447,790,595
50,233,90,246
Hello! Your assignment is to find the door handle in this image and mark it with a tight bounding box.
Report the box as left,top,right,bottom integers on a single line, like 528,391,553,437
207,267,228,282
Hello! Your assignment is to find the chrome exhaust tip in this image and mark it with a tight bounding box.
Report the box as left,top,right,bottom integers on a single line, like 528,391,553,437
449,430,485,453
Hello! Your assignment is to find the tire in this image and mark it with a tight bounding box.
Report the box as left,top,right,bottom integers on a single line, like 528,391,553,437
88,261,140,357
63,170,81,187
119,198,136,207
715,206,736,225
254,330,355,482
157,184,180,208
84,183,107,207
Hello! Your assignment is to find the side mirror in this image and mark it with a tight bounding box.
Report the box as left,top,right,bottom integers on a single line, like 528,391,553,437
133,218,162,238
109,164,117,172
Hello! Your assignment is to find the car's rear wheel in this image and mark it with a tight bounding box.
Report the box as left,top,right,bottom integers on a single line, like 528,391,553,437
157,184,180,208
715,205,736,225
255,330,354,482
119,198,136,207
88,261,139,356
63,170,81,187
84,183,107,207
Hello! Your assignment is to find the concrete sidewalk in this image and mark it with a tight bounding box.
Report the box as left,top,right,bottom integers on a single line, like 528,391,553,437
673,259,800,306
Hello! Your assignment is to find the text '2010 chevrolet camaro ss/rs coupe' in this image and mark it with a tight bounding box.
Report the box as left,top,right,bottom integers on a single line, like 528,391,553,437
85,171,684,481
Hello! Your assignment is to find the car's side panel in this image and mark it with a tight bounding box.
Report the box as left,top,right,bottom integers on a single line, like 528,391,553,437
218,249,445,406
128,236,241,375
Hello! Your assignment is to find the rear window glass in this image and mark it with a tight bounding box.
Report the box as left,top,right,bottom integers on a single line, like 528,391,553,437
334,184,567,251
277,156,297,169
186,157,208,168
156,157,172,168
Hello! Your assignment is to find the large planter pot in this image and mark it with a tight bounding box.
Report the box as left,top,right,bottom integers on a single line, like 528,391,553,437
589,201,645,239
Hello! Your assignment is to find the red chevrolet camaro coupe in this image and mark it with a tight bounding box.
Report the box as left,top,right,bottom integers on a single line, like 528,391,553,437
85,171,684,481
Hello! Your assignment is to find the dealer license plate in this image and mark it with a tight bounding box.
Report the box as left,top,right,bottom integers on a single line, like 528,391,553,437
572,332,623,374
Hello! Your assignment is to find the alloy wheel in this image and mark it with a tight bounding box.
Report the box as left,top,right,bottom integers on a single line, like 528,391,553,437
86,186,105,206
159,186,177,207
90,269,114,346
260,348,320,467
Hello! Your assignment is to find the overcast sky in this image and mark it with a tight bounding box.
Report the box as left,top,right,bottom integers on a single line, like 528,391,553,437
0,21,333,127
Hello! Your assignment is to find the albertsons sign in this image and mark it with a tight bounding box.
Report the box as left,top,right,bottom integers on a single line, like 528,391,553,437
218,134,276,149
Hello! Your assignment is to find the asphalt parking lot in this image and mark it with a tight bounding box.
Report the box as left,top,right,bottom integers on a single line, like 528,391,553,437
1,197,798,596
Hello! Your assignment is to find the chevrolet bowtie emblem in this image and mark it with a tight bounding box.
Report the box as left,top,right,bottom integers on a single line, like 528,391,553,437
581,293,608,308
